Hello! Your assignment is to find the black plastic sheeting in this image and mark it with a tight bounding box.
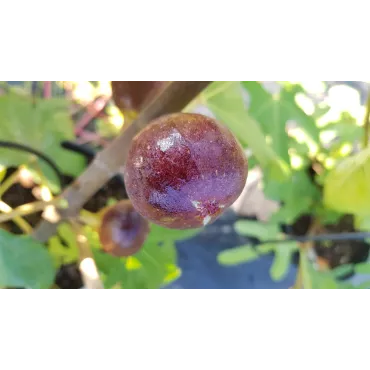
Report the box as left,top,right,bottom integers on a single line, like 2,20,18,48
165,211,298,289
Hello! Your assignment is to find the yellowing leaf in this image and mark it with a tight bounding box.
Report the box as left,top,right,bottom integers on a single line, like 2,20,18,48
163,264,182,284
125,256,142,270
354,214,370,231
323,148,370,215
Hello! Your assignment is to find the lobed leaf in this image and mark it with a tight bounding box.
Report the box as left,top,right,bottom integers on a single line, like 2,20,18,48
0,92,85,191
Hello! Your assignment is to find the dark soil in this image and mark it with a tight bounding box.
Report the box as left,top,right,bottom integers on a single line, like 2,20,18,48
2,168,128,229
55,263,84,289
289,214,370,271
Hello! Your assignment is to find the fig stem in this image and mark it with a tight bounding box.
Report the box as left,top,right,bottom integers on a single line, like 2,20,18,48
363,85,370,148
0,198,66,224
298,248,313,289
32,82,212,242
292,219,320,289
70,219,104,289
0,201,33,234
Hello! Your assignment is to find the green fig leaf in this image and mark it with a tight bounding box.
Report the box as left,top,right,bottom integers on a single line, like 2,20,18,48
217,245,259,266
270,241,298,281
202,81,290,182
323,148,370,215
234,219,280,240
0,229,55,288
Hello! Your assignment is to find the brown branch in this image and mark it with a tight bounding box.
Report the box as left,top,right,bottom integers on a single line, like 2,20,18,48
32,81,212,242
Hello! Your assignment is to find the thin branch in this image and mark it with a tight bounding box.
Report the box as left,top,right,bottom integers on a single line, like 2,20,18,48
0,198,64,224
0,166,34,233
74,95,110,135
44,82,52,99
0,201,33,234
70,219,104,289
363,85,370,148
292,219,319,289
0,168,21,198
76,130,109,147
32,82,212,242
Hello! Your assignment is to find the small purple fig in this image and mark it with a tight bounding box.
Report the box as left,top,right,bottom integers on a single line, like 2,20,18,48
98,200,149,257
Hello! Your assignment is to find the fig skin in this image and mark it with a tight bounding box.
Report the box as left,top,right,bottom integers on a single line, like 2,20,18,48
98,200,150,257
111,81,166,115
124,113,248,229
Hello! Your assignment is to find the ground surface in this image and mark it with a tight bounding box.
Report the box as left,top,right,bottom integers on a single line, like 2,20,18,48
165,211,297,289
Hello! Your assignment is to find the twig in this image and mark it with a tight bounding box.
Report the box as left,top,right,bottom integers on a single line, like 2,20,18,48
44,82,52,99
0,168,21,198
292,220,319,289
0,201,33,234
76,131,110,147
63,81,73,99
32,82,212,242
0,198,64,224
74,96,110,135
0,165,34,233
363,85,370,148
70,219,104,289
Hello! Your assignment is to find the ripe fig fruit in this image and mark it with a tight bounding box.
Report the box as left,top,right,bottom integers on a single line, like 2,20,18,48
98,200,150,257
124,113,248,229
111,81,166,116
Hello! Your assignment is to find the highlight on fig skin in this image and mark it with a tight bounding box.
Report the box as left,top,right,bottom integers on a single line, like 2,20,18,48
111,81,166,116
124,113,248,230
98,200,150,257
